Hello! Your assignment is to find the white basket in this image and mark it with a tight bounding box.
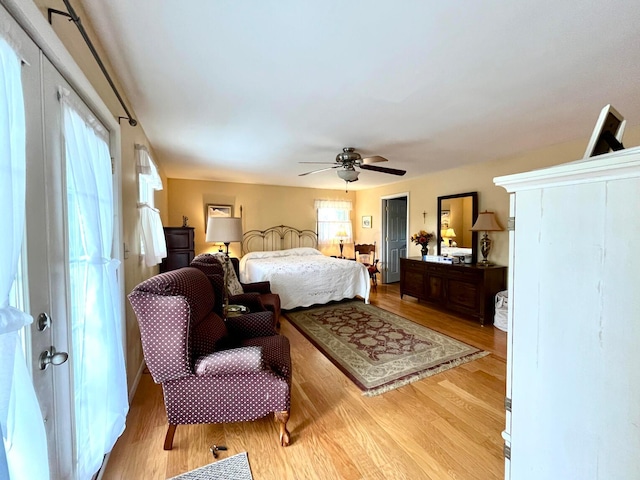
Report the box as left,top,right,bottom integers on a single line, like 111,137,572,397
494,290,508,332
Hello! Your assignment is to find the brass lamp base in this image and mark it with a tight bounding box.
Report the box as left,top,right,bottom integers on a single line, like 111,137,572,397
479,232,493,266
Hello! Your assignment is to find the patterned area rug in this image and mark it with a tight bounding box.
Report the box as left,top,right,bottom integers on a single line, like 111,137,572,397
286,301,488,396
169,452,253,480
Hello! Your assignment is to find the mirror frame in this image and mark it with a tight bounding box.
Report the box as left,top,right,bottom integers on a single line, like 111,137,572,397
437,191,479,264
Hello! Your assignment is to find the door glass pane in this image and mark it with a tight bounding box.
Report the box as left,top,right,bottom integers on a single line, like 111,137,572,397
63,101,128,478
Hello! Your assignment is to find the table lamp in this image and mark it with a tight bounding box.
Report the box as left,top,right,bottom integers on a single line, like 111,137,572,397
205,216,243,311
335,228,348,258
443,228,456,246
470,211,503,265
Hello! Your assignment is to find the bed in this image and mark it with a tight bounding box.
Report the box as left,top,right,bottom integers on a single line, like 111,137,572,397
440,245,473,257
239,226,370,310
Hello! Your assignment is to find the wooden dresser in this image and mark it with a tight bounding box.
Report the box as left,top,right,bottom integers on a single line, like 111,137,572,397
399,257,506,325
159,227,195,273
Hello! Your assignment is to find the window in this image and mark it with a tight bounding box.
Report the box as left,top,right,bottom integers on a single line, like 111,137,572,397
315,199,353,246
136,144,167,266
137,146,161,207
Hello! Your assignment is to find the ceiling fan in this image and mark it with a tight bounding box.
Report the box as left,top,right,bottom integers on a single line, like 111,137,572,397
299,147,406,184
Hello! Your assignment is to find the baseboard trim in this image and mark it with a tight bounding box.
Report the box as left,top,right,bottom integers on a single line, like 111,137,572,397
129,359,146,403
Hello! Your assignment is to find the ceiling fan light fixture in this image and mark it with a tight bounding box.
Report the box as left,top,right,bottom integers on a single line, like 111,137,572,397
337,168,359,182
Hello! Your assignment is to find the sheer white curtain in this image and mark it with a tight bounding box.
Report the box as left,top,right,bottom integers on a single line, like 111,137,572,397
315,199,353,245
139,205,166,266
62,99,128,479
135,144,166,267
0,37,49,480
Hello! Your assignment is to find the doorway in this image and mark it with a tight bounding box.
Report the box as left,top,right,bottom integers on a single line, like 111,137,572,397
381,194,408,283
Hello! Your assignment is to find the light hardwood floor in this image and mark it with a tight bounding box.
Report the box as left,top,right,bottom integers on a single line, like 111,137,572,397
103,283,507,480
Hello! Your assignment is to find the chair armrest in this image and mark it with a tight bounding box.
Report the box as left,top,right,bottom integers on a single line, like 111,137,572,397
225,311,276,338
228,292,265,312
194,346,264,376
240,281,272,295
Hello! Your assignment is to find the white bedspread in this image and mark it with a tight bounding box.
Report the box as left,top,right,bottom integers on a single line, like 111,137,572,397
441,246,473,257
239,247,370,310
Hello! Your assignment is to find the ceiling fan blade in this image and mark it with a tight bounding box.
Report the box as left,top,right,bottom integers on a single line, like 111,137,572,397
299,161,337,164
361,155,388,164
299,165,340,176
360,164,406,176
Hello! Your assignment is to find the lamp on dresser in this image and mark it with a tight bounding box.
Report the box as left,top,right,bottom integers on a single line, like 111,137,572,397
443,228,457,246
470,211,503,265
205,217,243,310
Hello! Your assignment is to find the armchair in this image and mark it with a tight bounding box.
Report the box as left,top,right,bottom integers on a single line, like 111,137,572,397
191,253,281,326
128,267,291,449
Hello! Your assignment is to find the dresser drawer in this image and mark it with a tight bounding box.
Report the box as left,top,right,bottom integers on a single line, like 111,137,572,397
165,230,193,250
447,279,479,313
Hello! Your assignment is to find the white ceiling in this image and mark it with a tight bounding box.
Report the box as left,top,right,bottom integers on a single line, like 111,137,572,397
78,0,640,190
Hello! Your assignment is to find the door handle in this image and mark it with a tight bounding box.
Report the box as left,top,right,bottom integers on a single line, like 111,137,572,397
39,347,69,370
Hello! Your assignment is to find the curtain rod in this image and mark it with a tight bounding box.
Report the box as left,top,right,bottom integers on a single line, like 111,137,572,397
48,1,137,127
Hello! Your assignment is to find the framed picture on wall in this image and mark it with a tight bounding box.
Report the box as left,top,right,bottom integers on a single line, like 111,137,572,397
205,204,233,231
362,215,372,228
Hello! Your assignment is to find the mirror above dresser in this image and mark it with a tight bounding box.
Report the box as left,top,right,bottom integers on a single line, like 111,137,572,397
437,191,478,264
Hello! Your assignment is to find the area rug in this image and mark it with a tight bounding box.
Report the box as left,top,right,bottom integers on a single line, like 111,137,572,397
169,452,253,480
286,301,488,397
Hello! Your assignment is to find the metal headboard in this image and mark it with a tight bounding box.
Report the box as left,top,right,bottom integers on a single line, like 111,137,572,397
242,225,318,254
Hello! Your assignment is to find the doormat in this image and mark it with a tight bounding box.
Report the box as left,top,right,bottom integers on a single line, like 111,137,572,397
169,452,253,480
286,301,488,396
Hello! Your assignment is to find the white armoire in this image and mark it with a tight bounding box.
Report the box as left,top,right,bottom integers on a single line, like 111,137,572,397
494,146,640,480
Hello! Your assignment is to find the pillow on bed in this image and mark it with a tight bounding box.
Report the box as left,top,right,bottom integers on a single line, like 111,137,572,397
210,253,244,295
242,247,322,260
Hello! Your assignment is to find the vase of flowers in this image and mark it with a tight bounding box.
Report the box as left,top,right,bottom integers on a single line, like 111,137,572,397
411,230,435,258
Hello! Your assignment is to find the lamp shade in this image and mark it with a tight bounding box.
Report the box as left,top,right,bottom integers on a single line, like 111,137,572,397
471,211,503,232
337,169,359,182
205,217,243,243
444,228,456,238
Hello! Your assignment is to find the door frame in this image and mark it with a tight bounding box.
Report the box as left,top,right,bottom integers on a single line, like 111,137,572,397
380,192,409,284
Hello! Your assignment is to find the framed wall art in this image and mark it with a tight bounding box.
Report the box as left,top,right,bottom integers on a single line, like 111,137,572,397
362,215,372,228
205,204,233,231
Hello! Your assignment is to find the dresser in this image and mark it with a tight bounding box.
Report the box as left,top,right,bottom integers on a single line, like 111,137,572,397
159,227,195,273
399,257,506,325
494,146,640,479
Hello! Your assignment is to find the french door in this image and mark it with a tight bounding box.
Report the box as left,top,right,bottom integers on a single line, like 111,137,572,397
2,3,127,478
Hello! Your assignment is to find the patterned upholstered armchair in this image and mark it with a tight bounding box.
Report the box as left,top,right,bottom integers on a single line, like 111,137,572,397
191,253,281,326
128,267,291,449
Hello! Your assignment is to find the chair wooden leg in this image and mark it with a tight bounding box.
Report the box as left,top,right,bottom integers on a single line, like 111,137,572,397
274,411,290,446
164,424,177,450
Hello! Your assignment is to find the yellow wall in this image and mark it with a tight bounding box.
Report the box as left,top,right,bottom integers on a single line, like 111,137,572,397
167,179,355,258
170,122,640,272
355,125,640,270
